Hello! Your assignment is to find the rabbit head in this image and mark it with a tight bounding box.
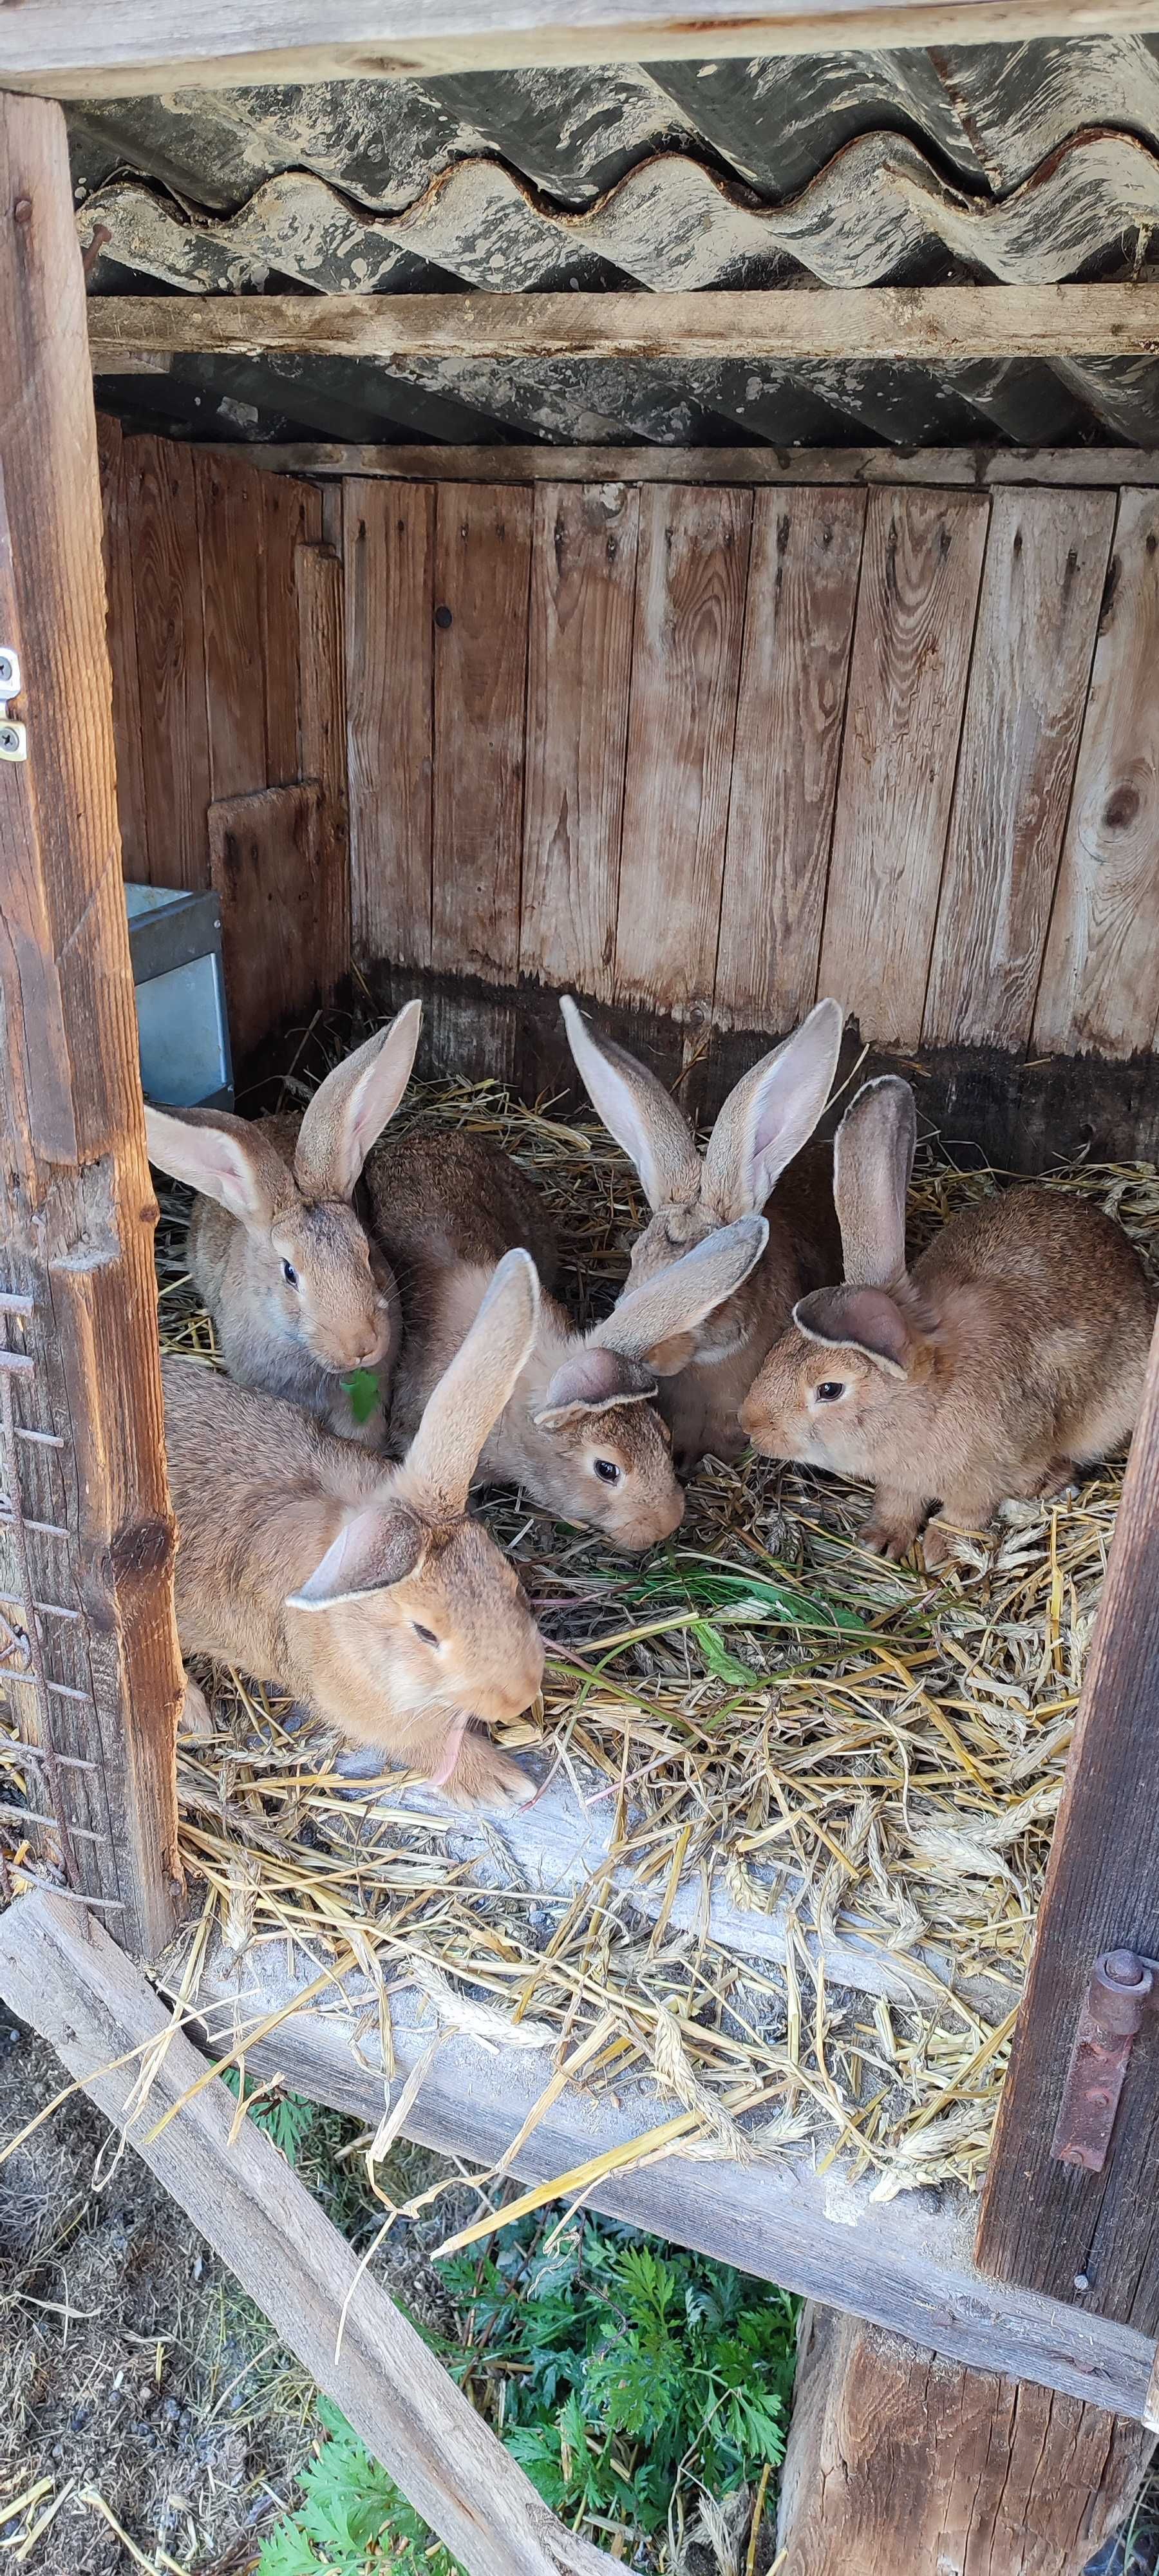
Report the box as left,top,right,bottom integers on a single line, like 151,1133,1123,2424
146,1002,421,1381
288,1249,545,1744
560,996,843,1370
740,1076,923,1475
529,1215,769,1548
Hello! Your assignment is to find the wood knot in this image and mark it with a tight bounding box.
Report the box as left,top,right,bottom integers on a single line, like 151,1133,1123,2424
109,1517,174,1583
434,604,453,630
13,198,32,228
1103,783,1140,831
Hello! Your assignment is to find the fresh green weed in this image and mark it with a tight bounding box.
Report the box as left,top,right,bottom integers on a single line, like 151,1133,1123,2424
220,2072,317,2167
258,2213,799,2571
256,2398,460,2576
443,2219,796,2538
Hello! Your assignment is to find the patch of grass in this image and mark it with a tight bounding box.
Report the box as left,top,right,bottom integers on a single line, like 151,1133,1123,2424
258,2211,799,2571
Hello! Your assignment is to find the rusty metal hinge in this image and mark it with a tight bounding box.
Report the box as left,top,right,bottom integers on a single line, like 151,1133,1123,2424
1052,1950,1159,2174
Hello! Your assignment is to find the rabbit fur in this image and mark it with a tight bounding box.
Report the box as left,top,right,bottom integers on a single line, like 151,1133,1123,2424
366,1129,768,1548
165,1247,545,1807
146,1002,422,1446
740,1075,1158,1567
560,995,843,1470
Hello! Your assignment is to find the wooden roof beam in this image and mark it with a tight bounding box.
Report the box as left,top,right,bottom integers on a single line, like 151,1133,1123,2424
8,0,1159,99
88,285,1159,370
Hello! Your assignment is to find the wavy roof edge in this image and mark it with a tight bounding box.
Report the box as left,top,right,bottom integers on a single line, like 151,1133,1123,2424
77,38,1159,451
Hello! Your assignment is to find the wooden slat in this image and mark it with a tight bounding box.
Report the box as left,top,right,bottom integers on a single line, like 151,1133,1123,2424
209,781,332,1064
715,487,866,1033
344,480,433,971
88,287,1159,370
520,482,637,1003
0,91,184,1958
614,486,751,1020
775,2306,1148,2576
296,540,350,1003
1033,488,1159,1057
431,483,532,985
95,414,150,884
818,488,989,1047
11,4,1159,95
923,489,1115,1049
261,472,321,788
195,449,267,804
10,3,1159,97
186,1941,1159,2422
202,446,1159,491
0,1891,609,2576
124,435,211,893
977,1312,1159,2333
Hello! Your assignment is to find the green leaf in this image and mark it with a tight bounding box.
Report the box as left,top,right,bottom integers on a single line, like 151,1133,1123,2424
341,1366,382,1426
692,1621,762,1687
256,2529,321,2576
220,2072,316,2165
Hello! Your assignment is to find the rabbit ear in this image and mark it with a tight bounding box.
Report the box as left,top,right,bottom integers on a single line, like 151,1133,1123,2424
794,1283,913,1378
294,1000,422,1201
592,1215,769,1372
144,1102,288,1231
404,1247,540,1519
533,1346,656,1430
701,1000,843,1222
560,996,701,1213
833,1076,916,1287
287,1502,428,1611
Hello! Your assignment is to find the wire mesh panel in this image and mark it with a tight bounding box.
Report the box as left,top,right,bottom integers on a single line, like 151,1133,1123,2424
0,1285,120,1914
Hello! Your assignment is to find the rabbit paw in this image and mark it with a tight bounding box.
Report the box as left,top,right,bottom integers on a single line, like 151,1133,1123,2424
443,1730,538,1811
859,1511,921,1562
918,1518,956,1570
180,1678,212,1736
1031,1457,1080,1501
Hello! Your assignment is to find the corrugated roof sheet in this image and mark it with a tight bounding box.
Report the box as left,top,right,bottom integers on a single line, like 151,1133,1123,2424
76,39,1159,449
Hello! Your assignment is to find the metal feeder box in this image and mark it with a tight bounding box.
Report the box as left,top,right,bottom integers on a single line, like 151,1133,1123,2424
124,882,233,1110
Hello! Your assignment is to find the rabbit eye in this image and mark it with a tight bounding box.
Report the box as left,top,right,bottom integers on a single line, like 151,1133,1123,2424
412,1621,439,1647
593,1458,621,1486
816,1380,845,1404
282,1260,299,1288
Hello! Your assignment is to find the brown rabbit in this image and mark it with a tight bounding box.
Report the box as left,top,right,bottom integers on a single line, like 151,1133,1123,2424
165,1247,545,1806
366,1131,768,1548
560,995,844,1470
146,1003,422,1446
740,1075,1158,1568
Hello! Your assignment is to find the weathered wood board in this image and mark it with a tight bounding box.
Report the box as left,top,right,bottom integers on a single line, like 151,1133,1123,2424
181,1931,1158,2425
102,433,1159,1157
977,1312,1159,2335
0,97,185,1957
775,2304,1150,2576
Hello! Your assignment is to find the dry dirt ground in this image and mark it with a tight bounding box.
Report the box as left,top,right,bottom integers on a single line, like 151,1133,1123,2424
0,2017,475,2575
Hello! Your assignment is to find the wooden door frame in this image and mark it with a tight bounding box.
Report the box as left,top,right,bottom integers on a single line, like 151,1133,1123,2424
0,84,184,1956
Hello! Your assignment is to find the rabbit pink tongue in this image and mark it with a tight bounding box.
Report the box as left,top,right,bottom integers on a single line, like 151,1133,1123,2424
429,1714,470,1786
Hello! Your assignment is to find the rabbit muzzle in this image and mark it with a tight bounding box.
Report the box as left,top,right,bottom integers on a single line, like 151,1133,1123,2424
469,1643,545,1724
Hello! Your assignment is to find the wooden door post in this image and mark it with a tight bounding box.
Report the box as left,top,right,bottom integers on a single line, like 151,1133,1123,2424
0,90,184,1953
977,1312,1159,2328
776,2303,1151,2576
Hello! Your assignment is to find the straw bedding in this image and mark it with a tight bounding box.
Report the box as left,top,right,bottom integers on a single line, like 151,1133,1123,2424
5,1032,1159,2207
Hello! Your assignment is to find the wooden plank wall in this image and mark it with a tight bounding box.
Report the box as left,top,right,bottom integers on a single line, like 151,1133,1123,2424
99,433,1159,1156
97,419,350,1064
342,470,1159,1161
